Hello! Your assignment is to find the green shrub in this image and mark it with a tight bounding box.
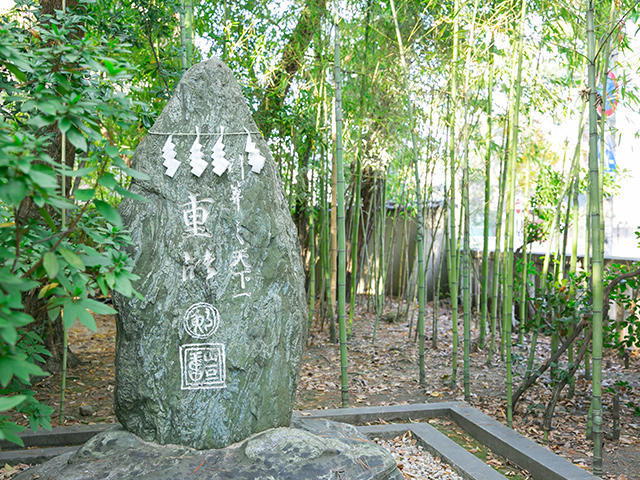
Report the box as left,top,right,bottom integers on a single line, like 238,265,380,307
0,0,145,444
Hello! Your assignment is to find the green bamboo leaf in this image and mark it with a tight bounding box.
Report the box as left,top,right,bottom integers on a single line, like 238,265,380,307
62,302,79,330
0,325,17,345
47,306,60,322
58,117,72,133
0,271,37,291
66,128,87,151
93,200,122,226
8,312,33,327
0,395,26,412
3,62,26,82
38,207,56,230
66,166,97,177
115,184,146,202
38,101,58,116
0,181,28,205
0,424,25,447
98,174,118,189
114,276,132,297
28,170,58,190
0,356,45,386
26,115,50,129
83,298,116,315
43,252,59,279
58,247,84,270
70,301,98,331
105,145,119,158
102,59,122,75
75,188,94,201
47,197,75,210
120,165,150,181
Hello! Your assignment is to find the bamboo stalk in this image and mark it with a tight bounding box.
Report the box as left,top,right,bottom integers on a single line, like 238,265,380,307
461,0,479,402
568,162,580,398
308,180,316,331
489,123,508,366
447,0,460,387
389,0,426,384
348,0,372,339
502,0,528,427
586,0,604,471
59,93,67,423
333,4,348,406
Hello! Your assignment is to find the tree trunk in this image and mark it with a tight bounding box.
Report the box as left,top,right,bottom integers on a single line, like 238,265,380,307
255,0,327,137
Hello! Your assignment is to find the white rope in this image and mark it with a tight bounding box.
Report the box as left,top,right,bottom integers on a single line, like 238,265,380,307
148,130,260,136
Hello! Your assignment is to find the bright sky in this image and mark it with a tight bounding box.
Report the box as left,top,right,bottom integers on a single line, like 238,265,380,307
607,23,640,257
479,20,640,259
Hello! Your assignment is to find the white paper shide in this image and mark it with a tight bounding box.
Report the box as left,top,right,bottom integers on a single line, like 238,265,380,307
245,130,265,174
162,134,181,177
159,126,264,180
211,127,230,176
189,127,209,177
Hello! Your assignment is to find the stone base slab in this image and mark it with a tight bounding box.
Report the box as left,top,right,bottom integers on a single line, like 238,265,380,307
13,418,401,480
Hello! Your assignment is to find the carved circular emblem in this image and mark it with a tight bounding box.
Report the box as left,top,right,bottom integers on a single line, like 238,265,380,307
183,302,220,339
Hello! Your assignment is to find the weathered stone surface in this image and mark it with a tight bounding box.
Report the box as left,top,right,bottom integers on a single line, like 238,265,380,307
112,58,307,449
15,420,403,480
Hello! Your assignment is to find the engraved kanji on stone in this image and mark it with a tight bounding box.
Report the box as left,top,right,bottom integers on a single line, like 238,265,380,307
180,343,226,390
231,185,242,214
234,222,245,245
182,302,219,339
182,193,214,237
182,252,197,281
203,250,217,280
230,248,251,294
182,249,217,281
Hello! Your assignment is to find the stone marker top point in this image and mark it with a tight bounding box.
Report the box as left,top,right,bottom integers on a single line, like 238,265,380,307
113,58,308,450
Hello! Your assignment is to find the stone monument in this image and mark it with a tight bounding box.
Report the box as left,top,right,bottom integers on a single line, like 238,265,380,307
15,58,402,480
112,58,308,449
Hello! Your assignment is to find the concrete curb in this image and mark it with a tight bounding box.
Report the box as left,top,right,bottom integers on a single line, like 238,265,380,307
449,404,597,480
298,402,599,480
358,423,507,480
0,424,112,450
0,445,78,465
296,401,458,424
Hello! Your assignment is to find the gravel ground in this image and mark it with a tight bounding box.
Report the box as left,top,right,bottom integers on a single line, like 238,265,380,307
374,432,463,480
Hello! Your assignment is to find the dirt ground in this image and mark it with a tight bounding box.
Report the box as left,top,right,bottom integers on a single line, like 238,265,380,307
8,298,639,479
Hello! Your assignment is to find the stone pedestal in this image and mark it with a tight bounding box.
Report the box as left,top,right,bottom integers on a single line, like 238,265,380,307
14,419,402,480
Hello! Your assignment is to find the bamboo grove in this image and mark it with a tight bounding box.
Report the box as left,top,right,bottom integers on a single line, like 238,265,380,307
211,1,638,473
3,0,640,475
